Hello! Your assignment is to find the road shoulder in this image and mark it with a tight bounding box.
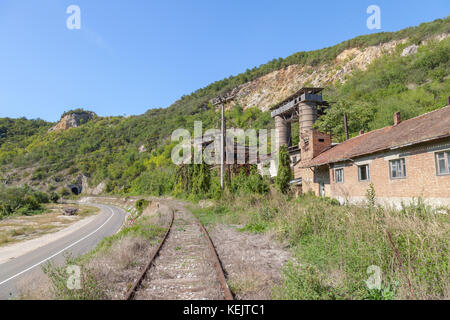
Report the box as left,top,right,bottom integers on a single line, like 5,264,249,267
0,213,99,265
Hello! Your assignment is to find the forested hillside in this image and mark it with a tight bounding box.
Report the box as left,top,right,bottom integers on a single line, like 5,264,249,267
316,34,450,140
0,17,449,197
0,118,51,148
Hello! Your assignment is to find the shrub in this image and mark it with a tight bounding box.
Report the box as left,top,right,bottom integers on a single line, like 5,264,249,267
135,199,149,213
275,145,292,194
42,254,107,300
273,263,340,300
0,185,50,218
50,192,60,203
33,191,50,204
58,187,71,198
230,165,269,195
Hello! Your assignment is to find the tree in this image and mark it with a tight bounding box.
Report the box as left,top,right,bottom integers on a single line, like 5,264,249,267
314,100,375,142
50,192,60,203
275,145,293,194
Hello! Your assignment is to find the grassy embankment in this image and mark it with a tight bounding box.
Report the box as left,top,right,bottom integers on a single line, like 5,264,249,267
192,193,449,300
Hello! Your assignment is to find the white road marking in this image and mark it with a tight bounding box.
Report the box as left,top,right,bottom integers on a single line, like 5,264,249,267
0,205,116,286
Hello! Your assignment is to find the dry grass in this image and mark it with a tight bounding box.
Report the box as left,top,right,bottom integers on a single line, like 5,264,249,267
85,236,153,299
228,270,271,297
207,223,290,300
16,272,52,300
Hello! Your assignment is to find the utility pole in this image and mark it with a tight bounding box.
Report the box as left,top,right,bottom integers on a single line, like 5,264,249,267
220,101,225,190
212,91,235,190
344,113,349,141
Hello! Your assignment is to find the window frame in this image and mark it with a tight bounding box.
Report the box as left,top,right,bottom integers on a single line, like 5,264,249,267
358,164,370,182
335,168,344,184
389,158,407,180
435,150,450,176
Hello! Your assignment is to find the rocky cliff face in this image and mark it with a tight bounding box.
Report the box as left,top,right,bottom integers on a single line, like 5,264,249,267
222,33,448,112
49,111,95,132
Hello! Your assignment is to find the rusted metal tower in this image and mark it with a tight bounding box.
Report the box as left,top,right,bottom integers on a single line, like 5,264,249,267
270,87,329,151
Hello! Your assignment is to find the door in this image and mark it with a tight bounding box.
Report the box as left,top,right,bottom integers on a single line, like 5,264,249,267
319,182,325,197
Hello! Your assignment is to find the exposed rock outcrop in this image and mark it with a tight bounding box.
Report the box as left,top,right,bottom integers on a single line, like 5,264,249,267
80,175,106,195
225,39,406,112
91,182,106,195
49,111,95,132
138,145,147,153
216,33,448,112
401,44,419,57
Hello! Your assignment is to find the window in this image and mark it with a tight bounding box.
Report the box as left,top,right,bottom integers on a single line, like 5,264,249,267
358,164,370,181
436,151,450,175
292,156,297,163
389,158,406,179
335,168,344,183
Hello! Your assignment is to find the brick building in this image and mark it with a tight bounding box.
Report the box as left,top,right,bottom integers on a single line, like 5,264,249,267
295,105,450,208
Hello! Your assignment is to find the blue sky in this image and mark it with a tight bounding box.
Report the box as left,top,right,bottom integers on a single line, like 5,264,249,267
0,0,448,122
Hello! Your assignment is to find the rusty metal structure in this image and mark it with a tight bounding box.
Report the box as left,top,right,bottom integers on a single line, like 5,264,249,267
271,87,329,151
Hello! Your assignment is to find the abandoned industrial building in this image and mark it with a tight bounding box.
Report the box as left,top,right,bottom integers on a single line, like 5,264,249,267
271,87,450,207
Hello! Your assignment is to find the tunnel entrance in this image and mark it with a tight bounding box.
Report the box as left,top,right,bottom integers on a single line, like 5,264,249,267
68,184,82,195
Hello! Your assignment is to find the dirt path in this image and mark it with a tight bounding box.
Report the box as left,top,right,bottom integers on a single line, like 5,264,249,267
208,224,290,299
134,202,223,300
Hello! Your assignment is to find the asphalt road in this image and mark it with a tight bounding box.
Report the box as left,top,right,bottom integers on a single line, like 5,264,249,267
0,203,126,299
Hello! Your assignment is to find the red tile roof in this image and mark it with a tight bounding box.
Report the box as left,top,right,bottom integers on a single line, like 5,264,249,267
302,105,450,167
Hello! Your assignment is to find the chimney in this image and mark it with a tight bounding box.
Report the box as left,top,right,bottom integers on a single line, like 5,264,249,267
394,112,401,126
359,130,364,135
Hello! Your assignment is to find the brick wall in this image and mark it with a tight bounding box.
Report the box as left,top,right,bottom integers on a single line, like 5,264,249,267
328,141,450,205
296,167,317,195
295,139,450,206
295,165,330,196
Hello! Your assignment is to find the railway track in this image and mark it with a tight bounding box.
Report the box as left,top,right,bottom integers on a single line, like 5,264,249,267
125,202,233,300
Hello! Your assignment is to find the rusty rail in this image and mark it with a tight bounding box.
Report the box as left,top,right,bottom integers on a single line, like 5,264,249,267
194,216,234,300
125,205,233,300
386,230,415,299
125,208,174,300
